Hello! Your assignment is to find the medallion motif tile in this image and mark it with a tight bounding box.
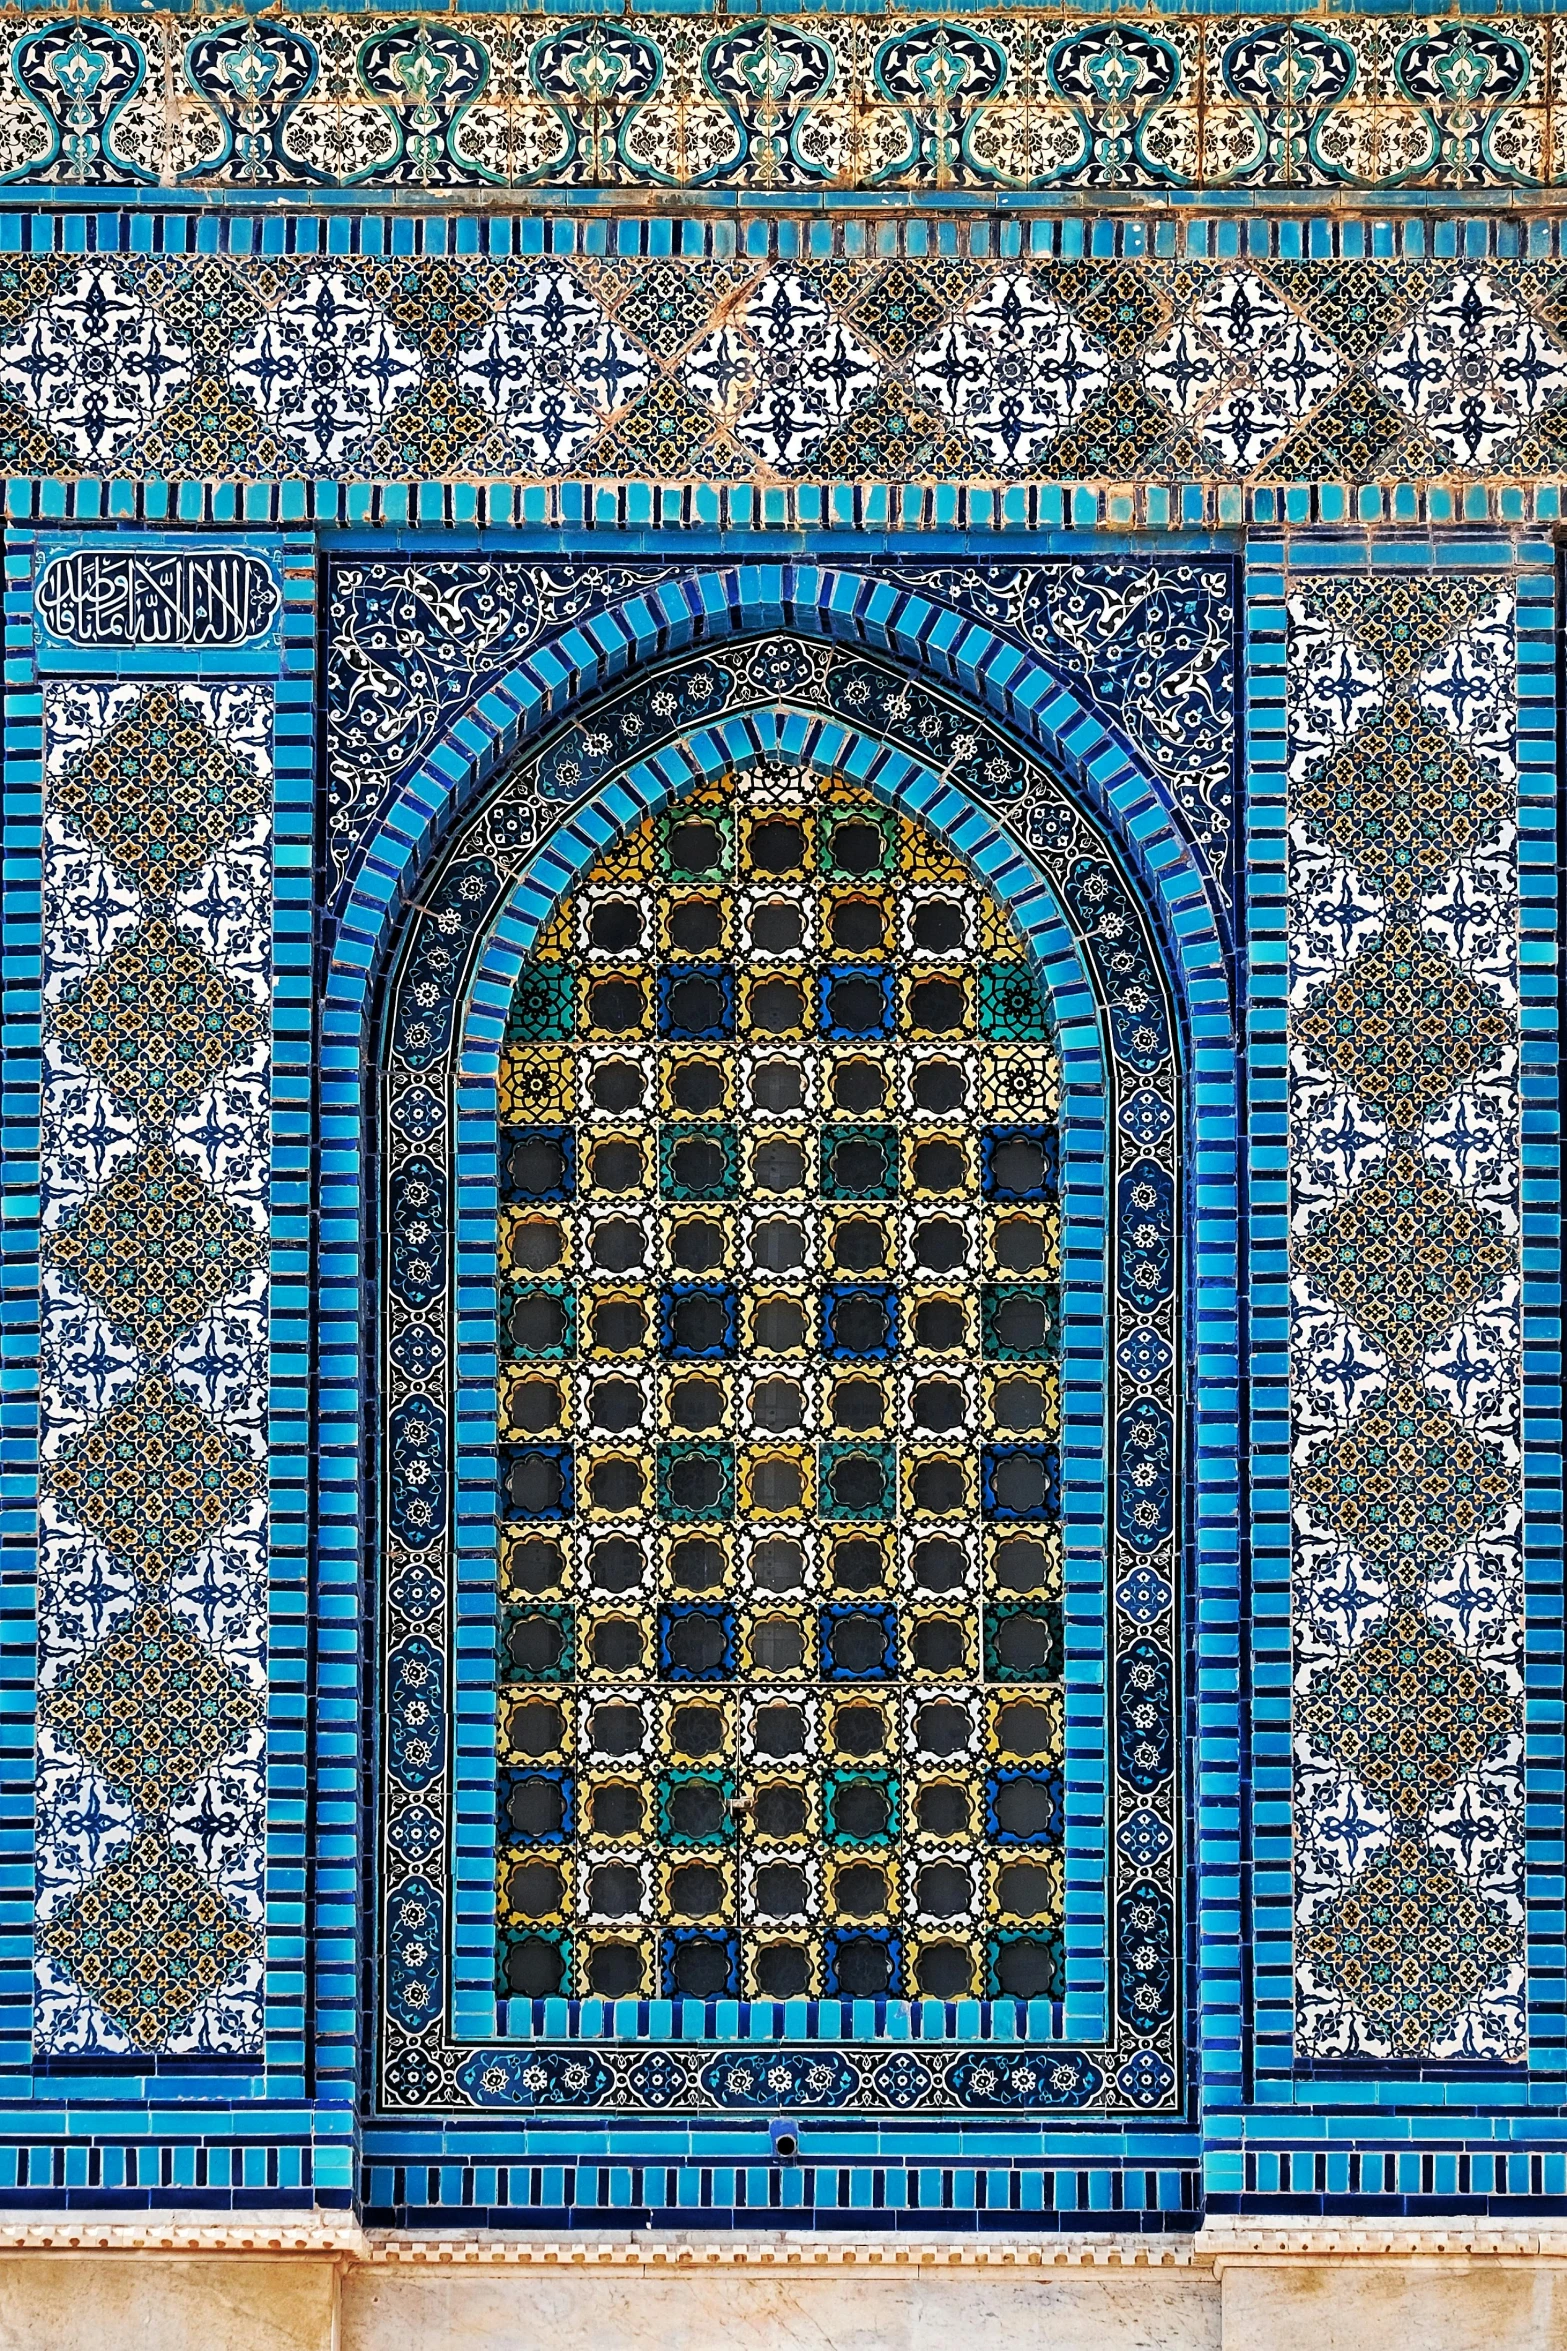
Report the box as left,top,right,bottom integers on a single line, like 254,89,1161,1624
0,244,1564,499
35,1830,261,2056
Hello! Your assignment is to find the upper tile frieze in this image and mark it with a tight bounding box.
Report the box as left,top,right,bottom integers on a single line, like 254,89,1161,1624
3,11,1567,198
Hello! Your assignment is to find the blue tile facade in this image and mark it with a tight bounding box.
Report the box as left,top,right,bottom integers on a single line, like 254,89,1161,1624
0,98,1561,2228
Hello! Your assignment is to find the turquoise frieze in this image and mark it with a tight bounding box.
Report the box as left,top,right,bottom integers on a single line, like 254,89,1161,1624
0,13,1566,197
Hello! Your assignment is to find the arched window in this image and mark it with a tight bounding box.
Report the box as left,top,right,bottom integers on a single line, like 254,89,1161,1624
377,622,1185,2120
491,770,1064,2008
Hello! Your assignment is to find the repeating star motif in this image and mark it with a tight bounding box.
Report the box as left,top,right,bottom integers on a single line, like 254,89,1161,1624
229,270,422,464
0,245,1562,484
459,267,649,468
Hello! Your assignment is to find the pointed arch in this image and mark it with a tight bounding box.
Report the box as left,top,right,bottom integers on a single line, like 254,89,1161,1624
370,636,1210,2123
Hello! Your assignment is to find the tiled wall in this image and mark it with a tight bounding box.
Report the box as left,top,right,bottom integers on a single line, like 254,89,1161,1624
1237,534,1562,2209
0,215,1565,538
0,196,1560,2226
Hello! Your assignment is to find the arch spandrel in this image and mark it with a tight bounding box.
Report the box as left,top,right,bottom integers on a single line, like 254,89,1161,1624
328,562,1236,1021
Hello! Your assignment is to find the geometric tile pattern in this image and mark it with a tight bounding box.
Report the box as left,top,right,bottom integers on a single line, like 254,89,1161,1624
1,252,1567,495
33,680,272,2056
2,12,1567,198
1287,576,1524,2062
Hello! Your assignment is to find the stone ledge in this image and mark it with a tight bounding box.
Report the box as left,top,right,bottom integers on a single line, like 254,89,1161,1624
0,2211,370,2260
362,2231,1198,2270
11,2217,1567,2274
1198,2220,1567,2265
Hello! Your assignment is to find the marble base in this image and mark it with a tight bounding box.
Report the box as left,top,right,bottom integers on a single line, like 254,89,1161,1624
1206,2224,1567,2351
4,2220,1567,2350
347,2238,1216,2351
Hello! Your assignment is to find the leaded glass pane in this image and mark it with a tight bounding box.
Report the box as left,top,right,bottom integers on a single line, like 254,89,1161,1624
493,771,1064,2006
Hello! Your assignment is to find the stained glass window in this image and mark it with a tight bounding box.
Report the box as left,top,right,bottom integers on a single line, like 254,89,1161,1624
491,770,1064,2007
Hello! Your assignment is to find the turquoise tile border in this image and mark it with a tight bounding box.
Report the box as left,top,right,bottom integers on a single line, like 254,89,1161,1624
1221,531,1566,2212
